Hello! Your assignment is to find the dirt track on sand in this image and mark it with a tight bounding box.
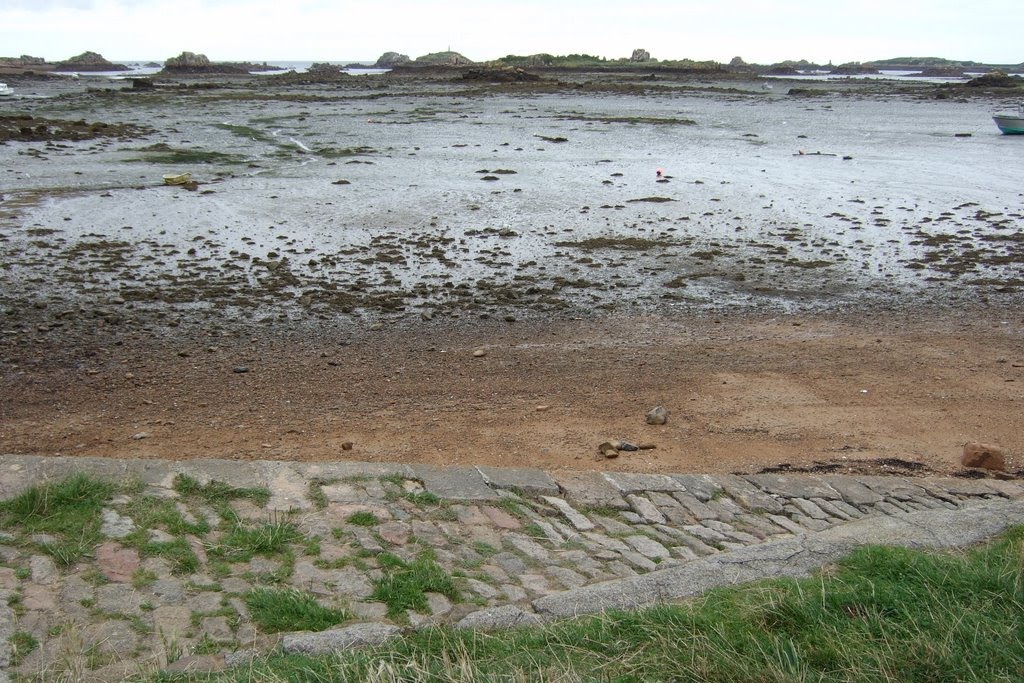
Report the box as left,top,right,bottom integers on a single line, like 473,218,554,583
1,311,1020,477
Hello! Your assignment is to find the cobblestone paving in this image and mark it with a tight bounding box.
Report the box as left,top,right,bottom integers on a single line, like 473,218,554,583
0,456,1021,681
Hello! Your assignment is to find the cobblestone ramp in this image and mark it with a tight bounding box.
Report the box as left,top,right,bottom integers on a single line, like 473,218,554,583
0,456,1021,680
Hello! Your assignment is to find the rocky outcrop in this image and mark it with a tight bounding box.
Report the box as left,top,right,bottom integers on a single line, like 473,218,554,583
829,62,880,75
966,71,1022,88
630,49,651,63
918,65,966,77
161,52,251,75
54,51,129,72
413,51,474,67
0,55,46,67
373,52,411,68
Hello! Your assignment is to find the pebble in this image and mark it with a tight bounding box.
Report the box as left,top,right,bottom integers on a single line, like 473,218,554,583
645,406,669,425
472,349,487,358
233,365,250,373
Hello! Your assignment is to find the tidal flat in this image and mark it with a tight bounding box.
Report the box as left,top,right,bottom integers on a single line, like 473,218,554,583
1,71,1021,343
1,72,1022,472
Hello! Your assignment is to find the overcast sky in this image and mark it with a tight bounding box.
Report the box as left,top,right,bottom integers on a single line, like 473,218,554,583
1,0,1020,65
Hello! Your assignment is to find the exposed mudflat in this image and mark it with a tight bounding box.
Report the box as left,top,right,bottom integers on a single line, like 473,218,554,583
0,70,1021,473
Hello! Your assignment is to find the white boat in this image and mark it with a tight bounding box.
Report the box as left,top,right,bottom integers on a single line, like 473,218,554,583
993,103,1024,135
0,83,13,97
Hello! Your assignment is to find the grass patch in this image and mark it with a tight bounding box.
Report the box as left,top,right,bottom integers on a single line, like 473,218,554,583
371,551,460,620
155,525,1024,682
346,511,378,527
8,630,38,666
210,518,301,562
245,587,350,634
172,474,270,507
0,473,114,566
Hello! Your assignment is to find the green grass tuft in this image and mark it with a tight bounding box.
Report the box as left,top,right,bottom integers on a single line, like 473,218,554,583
370,551,460,620
0,474,115,566
345,511,377,527
8,630,38,666
211,519,301,562
244,587,349,634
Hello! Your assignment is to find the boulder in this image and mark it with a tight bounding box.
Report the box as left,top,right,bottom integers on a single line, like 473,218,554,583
630,49,651,63
961,442,1006,471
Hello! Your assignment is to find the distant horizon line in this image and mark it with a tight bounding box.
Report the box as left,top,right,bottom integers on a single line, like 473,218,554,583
10,52,1024,67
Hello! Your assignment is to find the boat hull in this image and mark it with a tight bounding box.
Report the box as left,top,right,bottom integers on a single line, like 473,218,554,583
993,114,1024,134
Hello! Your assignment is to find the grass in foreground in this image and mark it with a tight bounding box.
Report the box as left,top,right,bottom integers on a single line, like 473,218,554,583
153,525,1024,682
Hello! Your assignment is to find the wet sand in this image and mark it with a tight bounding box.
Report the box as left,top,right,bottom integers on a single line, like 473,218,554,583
1,70,1021,474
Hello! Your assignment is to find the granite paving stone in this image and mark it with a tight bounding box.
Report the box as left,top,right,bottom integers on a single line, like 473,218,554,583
857,476,926,501
669,474,723,502
541,496,596,531
476,467,560,495
625,495,668,524
744,474,841,500
623,535,671,560
604,473,684,494
505,534,551,562
713,475,785,513
671,492,717,520
414,466,499,502
812,498,853,521
767,514,805,535
791,498,829,520
551,471,629,509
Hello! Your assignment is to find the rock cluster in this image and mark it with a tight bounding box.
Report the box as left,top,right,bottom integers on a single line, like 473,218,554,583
966,71,1022,88
161,52,251,75
630,49,651,63
374,52,411,68
53,51,129,72
462,67,540,83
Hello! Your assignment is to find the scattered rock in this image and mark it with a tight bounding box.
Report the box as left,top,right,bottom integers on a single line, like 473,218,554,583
164,654,227,674
597,441,620,459
282,623,401,654
101,508,136,539
961,442,1006,471
645,406,669,425
472,349,487,358
131,432,151,440
95,542,140,583
232,365,250,373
